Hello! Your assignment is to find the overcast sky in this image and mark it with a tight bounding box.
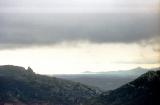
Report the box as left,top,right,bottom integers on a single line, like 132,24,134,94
0,0,159,74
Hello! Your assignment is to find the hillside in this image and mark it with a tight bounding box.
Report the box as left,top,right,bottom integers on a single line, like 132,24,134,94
1,65,159,105
88,70,160,105
0,65,101,105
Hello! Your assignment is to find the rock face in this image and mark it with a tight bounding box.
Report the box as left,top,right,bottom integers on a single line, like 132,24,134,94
0,65,101,105
88,70,160,105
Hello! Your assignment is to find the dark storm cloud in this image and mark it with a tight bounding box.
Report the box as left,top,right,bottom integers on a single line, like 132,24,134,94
0,13,159,48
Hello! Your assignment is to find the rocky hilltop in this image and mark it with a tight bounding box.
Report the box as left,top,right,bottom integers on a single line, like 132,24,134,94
0,65,101,105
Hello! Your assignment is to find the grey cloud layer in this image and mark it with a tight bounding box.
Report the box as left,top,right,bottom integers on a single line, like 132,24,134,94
0,13,159,47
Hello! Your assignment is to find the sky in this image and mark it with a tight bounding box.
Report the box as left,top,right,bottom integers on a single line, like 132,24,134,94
0,0,160,74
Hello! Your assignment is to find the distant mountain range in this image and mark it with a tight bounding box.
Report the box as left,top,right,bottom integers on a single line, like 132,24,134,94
55,67,155,91
82,67,153,76
0,65,159,105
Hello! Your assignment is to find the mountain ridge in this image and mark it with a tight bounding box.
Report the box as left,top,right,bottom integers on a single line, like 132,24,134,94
0,65,159,105
88,70,160,105
0,65,101,105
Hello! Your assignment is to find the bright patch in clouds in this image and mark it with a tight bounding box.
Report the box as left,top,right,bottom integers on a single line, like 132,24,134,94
0,42,159,74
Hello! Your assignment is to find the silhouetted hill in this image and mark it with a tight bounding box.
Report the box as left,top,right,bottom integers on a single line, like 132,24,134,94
88,70,160,105
0,65,101,105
